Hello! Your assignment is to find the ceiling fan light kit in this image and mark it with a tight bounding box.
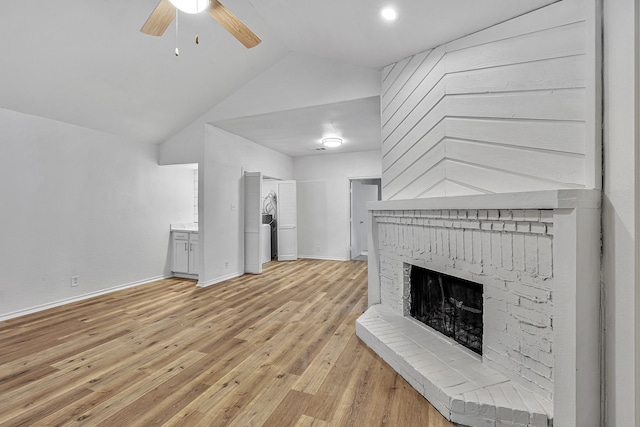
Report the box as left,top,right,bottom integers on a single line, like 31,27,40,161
168,0,209,14
141,0,261,49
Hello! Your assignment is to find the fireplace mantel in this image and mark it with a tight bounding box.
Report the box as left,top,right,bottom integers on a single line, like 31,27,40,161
367,189,601,211
358,189,601,427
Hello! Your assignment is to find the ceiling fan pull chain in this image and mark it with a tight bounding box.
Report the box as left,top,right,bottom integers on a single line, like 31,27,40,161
174,10,180,56
195,0,200,44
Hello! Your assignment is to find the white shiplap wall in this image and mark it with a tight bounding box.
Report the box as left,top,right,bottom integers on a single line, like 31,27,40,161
381,0,600,200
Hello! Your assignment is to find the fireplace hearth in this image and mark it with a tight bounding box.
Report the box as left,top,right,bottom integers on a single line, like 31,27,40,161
409,265,483,355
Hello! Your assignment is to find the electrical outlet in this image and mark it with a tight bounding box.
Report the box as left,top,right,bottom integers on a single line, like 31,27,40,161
71,276,79,287
224,261,229,268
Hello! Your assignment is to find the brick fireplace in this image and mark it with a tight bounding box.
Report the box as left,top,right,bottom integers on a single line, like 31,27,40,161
356,189,601,427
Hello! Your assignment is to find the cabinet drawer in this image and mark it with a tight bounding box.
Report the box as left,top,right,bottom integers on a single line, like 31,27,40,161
173,232,189,240
189,233,199,243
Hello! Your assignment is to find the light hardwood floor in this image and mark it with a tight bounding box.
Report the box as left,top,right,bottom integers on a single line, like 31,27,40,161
0,259,454,427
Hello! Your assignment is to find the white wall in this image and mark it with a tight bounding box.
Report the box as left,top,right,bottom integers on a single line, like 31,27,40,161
293,151,381,260
380,0,600,199
198,125,292,286
602,0,638,425
0,107,194,320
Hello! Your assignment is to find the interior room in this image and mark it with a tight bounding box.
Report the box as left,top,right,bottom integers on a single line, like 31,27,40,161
0,0,637,426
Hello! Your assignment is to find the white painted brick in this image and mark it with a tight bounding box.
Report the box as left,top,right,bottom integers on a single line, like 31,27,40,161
524,210,540,222
503,221,517,232
519,324,553,343
523,355,552,379
456,229,465,260
482,232,493,266
512,234,525,272
478,209,488,220
519,272,551,290
524,235,538,275
462,220,481,230
473,230,483,264
485,296,508,313
448,229,457,260
540,210,553,223
442,228,450,258
485,265,520,282
530,222,546,234
452,260,483,275
499,210,513,221
537,235,552,278
501,233,513,271
516,222,531,233
491,233,503,267
488,209,500,220
485,284,520,305
482,275,508,290
468,210,478,219
507,304,550,328
464,230,474,263
512,210,525,221
520,365,553,396
520,342,541,361
507,281,551,303
538,349,553,367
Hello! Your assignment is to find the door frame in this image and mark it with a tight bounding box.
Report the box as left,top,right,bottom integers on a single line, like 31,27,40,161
348,176,381,260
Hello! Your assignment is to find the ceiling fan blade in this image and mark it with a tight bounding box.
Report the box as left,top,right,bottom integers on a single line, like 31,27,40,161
141,0,176,36
208,0,261,48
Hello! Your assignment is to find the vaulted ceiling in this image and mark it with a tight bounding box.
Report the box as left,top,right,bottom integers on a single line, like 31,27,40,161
0,0,559,152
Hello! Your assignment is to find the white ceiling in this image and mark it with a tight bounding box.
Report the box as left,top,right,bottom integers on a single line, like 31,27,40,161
214,96,381,157
0,0,559,152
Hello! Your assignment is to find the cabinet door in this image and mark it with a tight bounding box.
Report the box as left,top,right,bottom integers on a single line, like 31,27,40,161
188,242,199,275
172,240,189,273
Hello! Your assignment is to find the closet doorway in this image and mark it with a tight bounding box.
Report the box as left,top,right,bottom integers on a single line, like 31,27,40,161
350,178,381,261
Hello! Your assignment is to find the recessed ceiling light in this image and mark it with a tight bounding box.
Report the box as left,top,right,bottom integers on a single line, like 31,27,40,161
322,137,343,148
380,7,398,21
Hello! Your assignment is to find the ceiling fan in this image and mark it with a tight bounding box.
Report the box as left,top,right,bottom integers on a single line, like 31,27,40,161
141,0,261,49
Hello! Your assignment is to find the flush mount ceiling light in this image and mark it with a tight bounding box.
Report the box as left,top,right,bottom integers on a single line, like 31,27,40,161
322,137,343,148
380,7,398,21
168,0,209,14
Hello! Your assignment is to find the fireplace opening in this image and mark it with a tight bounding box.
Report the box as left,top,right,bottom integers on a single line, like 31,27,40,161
409,266,483,355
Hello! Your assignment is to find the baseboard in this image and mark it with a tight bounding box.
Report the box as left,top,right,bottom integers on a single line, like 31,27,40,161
196,272,243,288
298,255,350,261
0,274,172,322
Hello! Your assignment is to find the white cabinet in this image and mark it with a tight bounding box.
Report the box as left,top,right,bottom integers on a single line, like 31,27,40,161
172,231,198,277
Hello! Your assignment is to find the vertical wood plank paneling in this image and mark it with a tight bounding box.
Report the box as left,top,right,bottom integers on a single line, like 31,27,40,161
381,0,597,200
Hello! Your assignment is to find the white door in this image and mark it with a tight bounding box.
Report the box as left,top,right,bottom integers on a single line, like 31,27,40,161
244,171,263,274
277,180,297,261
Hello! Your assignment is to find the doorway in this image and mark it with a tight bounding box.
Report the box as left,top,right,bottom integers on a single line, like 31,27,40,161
350,178,381,261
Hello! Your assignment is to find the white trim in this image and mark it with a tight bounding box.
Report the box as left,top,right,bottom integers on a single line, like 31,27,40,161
635,0,640,424
368,189,601,212
172,272,198,280
196,271,243,288
0,274,172,322
298,255,350,262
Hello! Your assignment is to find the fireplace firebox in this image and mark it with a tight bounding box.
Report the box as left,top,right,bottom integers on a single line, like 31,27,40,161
409,266,483,355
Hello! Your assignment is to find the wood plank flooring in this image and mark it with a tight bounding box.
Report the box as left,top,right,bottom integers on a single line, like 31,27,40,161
0,259,454,427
